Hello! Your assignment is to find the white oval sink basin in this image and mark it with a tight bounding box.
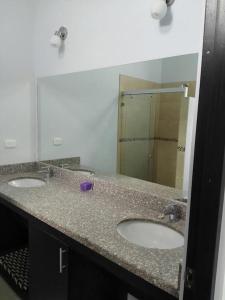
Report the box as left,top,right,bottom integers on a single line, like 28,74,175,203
8,178,46,188
117,220,184,250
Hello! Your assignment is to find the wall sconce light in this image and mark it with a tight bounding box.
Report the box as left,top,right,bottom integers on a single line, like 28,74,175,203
151,0,175,20
50,26,68,48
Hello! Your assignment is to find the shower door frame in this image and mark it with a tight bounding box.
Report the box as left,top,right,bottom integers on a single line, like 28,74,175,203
183,0,225,299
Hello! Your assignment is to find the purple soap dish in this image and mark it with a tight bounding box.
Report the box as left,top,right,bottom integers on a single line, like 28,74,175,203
80,181,94,192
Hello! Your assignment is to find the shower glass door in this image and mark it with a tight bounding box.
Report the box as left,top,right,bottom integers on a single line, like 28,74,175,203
118,93,158,182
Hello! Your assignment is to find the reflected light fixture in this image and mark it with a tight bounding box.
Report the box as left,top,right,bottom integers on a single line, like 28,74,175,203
50,26,68,48
151,0,175,20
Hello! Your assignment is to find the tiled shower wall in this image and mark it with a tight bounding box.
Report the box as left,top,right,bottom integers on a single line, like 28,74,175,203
118,75,196,188
154,81,196,188
118,75,160,181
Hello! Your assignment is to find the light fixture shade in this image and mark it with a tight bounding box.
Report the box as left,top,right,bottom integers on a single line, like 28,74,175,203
50,35,62,48
151,0,168,20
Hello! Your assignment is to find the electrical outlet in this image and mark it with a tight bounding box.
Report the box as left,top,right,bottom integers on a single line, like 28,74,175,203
5,139,17,149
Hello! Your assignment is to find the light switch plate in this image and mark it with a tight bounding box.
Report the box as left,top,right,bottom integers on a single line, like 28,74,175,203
5,139,17,149
53,137,63,146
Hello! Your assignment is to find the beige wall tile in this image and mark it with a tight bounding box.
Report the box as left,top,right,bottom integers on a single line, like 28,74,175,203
175,150,185,189
153,140,178,187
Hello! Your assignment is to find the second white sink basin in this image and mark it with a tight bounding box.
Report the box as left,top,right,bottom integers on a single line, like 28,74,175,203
74,170,94,175
8,178,46,188
117,219,184,250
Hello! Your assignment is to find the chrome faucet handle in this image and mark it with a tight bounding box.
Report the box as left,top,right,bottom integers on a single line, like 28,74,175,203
37,170,50,182
39,165,50,171
38,165,53,179
163,204,182,222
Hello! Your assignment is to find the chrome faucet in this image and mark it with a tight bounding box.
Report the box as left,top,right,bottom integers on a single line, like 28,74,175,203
38,166,53,182
163,204,182,223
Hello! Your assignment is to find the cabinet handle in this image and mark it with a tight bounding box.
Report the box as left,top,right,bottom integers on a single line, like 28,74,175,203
59,247,67,274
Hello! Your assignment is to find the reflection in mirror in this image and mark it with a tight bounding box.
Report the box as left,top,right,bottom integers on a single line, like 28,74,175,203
38,54,198,196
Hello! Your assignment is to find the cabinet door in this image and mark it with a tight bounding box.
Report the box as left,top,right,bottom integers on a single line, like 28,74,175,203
29,225,68,300
69,251,127,300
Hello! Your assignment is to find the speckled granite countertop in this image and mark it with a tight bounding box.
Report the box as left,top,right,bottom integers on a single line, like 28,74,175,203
0,163,186,298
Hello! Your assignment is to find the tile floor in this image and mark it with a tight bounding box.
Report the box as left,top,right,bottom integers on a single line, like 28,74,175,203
0,276,138,300
0,277,21,300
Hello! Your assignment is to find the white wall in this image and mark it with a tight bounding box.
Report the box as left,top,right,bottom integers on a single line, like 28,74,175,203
33,0,206,78
0,0,35,165
0,0,206,167
161,54,199,83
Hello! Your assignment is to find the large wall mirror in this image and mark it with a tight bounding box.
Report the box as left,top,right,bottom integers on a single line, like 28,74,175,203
38,53,198,195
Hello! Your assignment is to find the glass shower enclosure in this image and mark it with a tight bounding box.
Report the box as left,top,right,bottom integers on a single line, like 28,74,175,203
117,79,193,189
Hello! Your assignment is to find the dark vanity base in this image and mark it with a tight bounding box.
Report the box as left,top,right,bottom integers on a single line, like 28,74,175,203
30,224,127,300
0,246,29,299
0,246,29,291
69,250,127,300
0,201,29,299
0,194,176,300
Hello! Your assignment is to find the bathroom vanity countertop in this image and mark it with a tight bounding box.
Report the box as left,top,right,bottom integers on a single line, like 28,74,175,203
96,173,184,202
0,168,185,298
55,163,185,203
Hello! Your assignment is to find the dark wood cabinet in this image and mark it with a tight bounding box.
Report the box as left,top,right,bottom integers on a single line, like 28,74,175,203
29,224,126,300
69,250,127,300
29,225,68,300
